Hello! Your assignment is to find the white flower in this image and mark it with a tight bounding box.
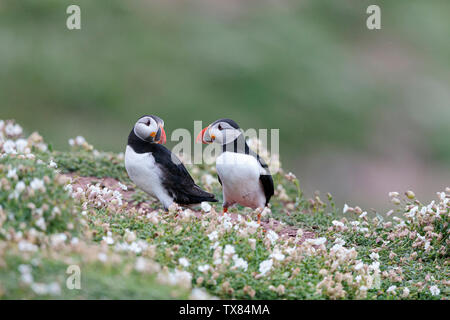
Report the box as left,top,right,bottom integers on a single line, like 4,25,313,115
50,233,67,245
15,139,28,153
270,248,285,261
402,287,410,298
285,247,295,255
18,264,32,274
343,204,350,213
305,237,326,246
7,168,17,179
50,282,62,295
5,123,22,136
359,211,367,218
3,140,16,153
210,241,220,250
158,269,192,289
261,207,271,217
248,238,256,250
388,192,399,198
15,181,26,193
35,217,46,231
200,202,211,212
233,256,248,271
224,244,235,255
259,259,273,276
203,174,215,186
369,261,380,271
75,136,86,145
118,182,127,191
18,240,38,252
198,264,210,273
208,231,218,241
387,285,397,294
429,285,440,296
178,257,190,268
190,288,211,300
266,230,279,245
334,238,346,246
21,273,34,285
30,178,45,190
102,235,114,245
98,252,108,262
369,252,379,260
354,262,364,271
246,220,259,228
49,160,58,168
332,220,344,227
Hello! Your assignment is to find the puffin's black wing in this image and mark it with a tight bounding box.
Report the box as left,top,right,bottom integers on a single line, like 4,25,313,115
151,145,217,205
257,156,274,206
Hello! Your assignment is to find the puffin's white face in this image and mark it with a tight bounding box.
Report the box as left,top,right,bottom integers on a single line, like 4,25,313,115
134,115,166,144
197,120,242,145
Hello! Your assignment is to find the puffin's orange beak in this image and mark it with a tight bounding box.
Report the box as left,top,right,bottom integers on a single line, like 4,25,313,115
157,125,166,144
196,126,210,144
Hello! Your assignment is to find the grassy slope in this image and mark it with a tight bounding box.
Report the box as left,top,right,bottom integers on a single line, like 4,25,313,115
0,123,448,299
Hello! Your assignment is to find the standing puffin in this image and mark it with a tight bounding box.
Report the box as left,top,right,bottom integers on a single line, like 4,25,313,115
196,119,274,223
125,115,217,210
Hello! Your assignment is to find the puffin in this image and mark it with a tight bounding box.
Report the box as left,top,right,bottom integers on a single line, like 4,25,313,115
196,118,274,223
125,115,217,210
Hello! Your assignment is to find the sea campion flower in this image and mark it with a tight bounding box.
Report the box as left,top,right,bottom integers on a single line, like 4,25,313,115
306,237,326,246
198,264,210,273
232,255,248,271
224,244,235,256
402,287,410,298
387,285,397,294
369,252,379,260
343,204,350,213
3,140,16,154
266,230,279,245
178,257,190,268
259,259,273,276
429,285,440,296
270,248,285,261
208,230,218,241
201,202,211,212
30,178,45,191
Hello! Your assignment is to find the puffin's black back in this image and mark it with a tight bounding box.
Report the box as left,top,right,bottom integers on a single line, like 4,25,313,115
128,130,217,205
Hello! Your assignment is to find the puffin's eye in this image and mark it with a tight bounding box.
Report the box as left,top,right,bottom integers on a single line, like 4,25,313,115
146,119,151,126
218,124,223,131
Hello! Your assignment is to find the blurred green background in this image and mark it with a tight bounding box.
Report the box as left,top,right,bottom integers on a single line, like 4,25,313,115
1,0,449,209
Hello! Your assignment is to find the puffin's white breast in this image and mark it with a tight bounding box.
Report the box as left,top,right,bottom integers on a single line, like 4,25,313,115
216,152,266,209
124,145,173,208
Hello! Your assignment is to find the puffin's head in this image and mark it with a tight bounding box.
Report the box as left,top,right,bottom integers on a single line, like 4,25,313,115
133,115,166,144
196,118,242,145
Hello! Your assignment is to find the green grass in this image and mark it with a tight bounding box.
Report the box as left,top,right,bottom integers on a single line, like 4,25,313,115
1,121,448,300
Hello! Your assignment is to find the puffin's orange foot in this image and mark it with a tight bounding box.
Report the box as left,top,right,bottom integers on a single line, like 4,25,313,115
257,212,261,225
222,207,228,215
